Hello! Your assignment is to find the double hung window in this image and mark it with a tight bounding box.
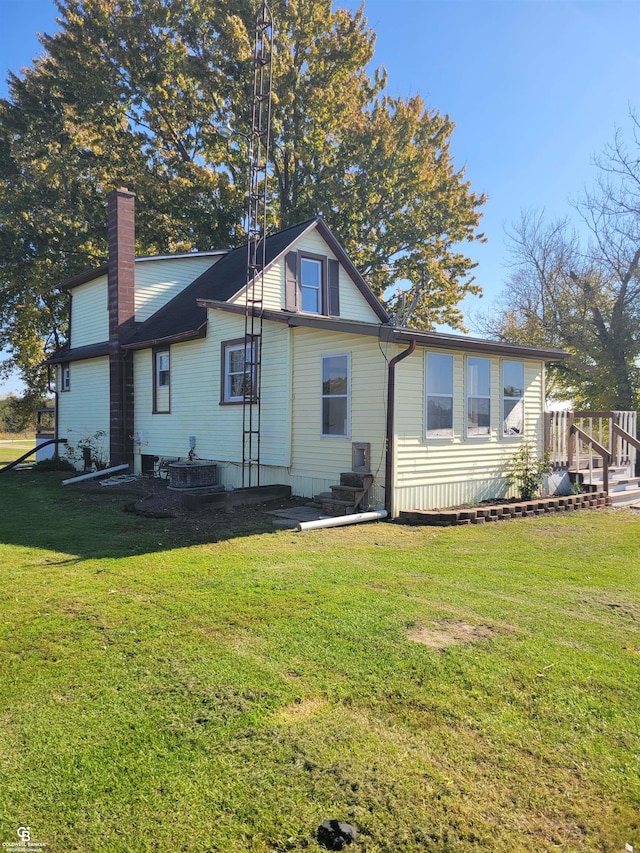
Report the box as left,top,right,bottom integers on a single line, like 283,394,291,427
285,251,340,316
222,339,256,404
321,354,349,437
61,363,70,392
153,349,170,413
300,257,323,314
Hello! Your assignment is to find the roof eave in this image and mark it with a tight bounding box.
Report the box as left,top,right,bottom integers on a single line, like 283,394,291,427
391,327,570,360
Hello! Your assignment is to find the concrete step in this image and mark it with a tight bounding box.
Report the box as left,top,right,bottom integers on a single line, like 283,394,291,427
339,472,373,489
320,498,355,517
609,488,640,506
330,484,365,503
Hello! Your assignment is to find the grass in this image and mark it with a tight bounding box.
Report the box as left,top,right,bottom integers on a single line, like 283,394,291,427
0,471,639,852
0,435,36,464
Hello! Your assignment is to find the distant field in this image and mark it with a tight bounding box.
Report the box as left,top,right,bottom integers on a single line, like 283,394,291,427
0,437,36,464
0,470,639,852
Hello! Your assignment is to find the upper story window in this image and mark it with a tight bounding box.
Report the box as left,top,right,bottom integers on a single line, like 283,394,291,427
321,353,350,437
503,360,524,436
425,352,453,438
300,257,323,314
154,349,170,413
285,251,340,317
467,356,491,437
221,338,256,404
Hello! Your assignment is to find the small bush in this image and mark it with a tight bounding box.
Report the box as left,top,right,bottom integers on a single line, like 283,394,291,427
505,443,552,500
32,455,76,472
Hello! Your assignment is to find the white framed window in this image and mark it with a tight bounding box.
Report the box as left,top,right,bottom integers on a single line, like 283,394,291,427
467,356,491,437
61,363,70,392
222,339,256,404
425,352,454,438
153,349,170,413
321,353,350,437
503,360,524,436
300,256,323,314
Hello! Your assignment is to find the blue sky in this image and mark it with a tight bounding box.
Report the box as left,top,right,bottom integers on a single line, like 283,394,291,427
1,0,638,396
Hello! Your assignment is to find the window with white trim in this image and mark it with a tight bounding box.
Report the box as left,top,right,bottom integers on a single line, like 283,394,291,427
300,257,323,314
222,339,256,404
467,356,491,437
154,349,170,413
502,360,524,436
60,363,70,392
321,353,349,437
425,352,453,437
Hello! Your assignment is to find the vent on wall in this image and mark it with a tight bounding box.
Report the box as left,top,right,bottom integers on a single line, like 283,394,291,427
352,442,371,473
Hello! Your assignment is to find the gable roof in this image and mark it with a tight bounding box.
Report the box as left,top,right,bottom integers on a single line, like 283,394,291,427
57,251,227,292
122,217,388,350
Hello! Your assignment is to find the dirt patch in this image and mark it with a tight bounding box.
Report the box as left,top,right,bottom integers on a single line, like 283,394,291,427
407,619,497,650
71,475,311,541
276,698,328,723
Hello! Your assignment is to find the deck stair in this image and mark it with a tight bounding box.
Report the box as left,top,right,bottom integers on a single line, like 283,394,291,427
547,411,640,507
313,472,374,517
577,463,640,506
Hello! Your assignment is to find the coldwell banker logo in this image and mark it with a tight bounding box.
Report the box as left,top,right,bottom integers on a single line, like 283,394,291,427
2,826,46,850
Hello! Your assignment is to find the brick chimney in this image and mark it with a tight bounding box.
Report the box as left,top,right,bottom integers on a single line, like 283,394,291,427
107,187,136,468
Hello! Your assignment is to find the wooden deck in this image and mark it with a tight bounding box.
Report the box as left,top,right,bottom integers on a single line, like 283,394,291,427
546,410,640,504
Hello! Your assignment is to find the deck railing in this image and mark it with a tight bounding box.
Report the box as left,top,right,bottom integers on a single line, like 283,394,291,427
545,410,638,489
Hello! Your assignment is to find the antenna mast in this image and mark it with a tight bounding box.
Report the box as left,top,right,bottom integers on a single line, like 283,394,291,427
242,0,273,489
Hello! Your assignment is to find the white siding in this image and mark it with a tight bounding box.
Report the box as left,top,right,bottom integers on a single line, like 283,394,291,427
70,277,108,347
230,226,383,323
135,256,221,321
57,357,110,468
393,349,546,512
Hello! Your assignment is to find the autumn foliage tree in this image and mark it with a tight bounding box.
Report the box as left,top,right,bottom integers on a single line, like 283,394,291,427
0,0,486,393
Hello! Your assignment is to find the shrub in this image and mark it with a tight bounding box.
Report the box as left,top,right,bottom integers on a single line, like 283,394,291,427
32,455,76,472
505,443,552,500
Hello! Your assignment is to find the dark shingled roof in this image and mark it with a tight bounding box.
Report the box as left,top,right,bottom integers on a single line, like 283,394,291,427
123,218,316,350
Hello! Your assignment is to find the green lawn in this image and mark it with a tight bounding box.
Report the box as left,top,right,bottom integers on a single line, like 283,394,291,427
0,437,36,465
1,471,639,852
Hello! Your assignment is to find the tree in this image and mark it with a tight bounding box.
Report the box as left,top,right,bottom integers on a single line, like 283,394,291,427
1,0,486,393
478,114,640,411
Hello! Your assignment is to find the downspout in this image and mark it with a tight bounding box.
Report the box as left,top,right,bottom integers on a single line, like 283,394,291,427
47,364,59,455
384,339,416,518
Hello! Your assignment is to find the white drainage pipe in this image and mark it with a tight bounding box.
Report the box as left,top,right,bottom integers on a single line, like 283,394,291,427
297,509,387,532
62,464,130,485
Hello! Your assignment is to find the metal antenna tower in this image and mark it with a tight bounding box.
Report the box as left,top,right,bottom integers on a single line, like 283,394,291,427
242,0,273,488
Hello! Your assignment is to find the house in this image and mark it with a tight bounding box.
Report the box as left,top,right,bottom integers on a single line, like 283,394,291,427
48,188,568,517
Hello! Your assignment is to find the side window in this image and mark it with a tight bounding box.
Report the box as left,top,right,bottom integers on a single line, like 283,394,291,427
467,356,491,437
425,353,453,438
61,363,70,392
321,353,350,437
221,339,256,404
503,360,524,436
154,349,170,413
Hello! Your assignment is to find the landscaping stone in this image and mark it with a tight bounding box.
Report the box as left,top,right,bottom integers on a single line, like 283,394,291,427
398,492,608,527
